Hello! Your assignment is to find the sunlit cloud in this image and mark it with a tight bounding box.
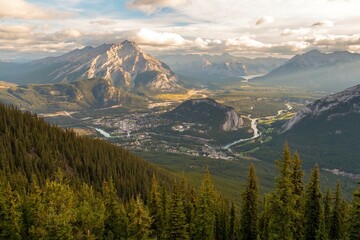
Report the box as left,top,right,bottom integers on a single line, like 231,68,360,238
281,28,310,36
0,0,61,19
1,0,360,59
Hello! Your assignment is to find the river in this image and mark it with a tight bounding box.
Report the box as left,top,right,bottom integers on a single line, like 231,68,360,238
95,128,112,138
222,103,292,150
222,116,261,149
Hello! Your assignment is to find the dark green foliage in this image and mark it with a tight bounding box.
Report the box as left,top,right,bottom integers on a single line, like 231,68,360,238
239,164,259,240
323,188,332,238
0,180,22,240
329,183,347,240
168,181,189,240
215,197,230,240
259,196,270,240
102,179,126,239
75,183,106,239
194,169,217,240
228,202,237,240
304,164,322,240
349,184,360,240
26,172,76,239
0,104,172,200
292,152,305,240
267,143,296,239
149,175,165,239
128,195,152,240
0,104,358,240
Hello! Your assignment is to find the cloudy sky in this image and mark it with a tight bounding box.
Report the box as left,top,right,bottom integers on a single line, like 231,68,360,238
1,0,360,60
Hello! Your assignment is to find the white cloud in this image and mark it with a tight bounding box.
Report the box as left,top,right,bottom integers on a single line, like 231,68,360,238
2,0,360,58
90,19,117,26
0,0,58,19
131,28,189,46
305,34,360,47
0,25,34,39
126,0,187,14
281,28,310,36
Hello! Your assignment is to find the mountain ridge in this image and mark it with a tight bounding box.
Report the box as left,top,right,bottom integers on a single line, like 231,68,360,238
7,40,181,92
253,49,360,91
158,53,286,80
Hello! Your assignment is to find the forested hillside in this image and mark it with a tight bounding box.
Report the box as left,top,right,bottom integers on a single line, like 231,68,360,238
1,103,360,239
0,104,172,200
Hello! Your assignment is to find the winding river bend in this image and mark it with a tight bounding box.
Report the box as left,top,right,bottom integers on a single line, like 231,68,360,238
95,128,112,138
223,116,260,149
222,103,292,150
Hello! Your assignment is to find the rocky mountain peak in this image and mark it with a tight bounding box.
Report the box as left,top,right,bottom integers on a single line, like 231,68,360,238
16,40,180,92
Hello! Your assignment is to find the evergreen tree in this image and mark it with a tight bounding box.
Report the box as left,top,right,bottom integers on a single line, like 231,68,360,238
168,181,189,240
291,152,305,240
259,196,270,240
229,202,237,240
316,206,329,240
215,197,230,240
329,183,346,240
186,187,197,240
239,164,259,240
304,164,322,240
194,168,217,240
75,183,106,239
0,181,22,240
161,186,170,239
103,179,126,239
27,174,76,239
149,175,164,239
348,183,360,239
267,143,296,240
323,188,332,238
128,195,152,240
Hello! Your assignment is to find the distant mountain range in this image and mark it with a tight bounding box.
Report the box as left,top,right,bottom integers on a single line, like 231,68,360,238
158,53,286,80
1,40,180,92
258,83,360,173
253,50,360,91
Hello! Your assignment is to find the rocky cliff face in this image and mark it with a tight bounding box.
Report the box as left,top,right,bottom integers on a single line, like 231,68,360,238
222,108,243,131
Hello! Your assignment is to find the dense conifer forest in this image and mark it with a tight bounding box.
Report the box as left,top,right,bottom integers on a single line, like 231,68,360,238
1,103,360,239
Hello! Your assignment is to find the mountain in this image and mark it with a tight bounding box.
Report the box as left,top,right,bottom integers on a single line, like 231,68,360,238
158,53,286,81
253,50,360,91
164,98,243,131
259,84,360,173
1,78,146,111
6,40,180,92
